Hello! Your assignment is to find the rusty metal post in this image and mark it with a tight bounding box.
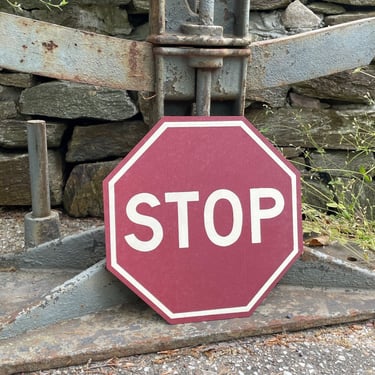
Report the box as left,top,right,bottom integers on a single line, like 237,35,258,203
188,0,214,116
150,1,250,119
196,69,212,116
199,0,214,25
24,120,60,248
27,120,51,218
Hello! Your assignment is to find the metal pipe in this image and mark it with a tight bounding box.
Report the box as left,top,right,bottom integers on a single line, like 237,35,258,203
196,69,212,116
27,120,51,218
199,0,214,25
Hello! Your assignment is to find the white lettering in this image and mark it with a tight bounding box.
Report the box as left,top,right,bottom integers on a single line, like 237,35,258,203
165,191,199,248
124,188,286,251
250,188,285,244
124,193,163,252
204,189,243,247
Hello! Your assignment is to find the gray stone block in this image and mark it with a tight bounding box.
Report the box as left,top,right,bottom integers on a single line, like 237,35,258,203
66,121,148,162
0,151,64,206
0,120,67,149
63,160,120,217
19,81,138,121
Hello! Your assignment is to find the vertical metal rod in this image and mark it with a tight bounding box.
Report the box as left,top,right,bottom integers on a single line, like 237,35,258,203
155,54,165,121
27,120,51,218
199,0,215,25
196,69,212,116
236,0,251,37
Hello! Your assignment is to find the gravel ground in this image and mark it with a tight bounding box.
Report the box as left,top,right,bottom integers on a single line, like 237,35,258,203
22,321,375,375
1,208,374,375
0,207,104,254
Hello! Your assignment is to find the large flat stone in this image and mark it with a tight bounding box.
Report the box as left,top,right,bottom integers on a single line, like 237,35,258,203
0,151,64,206
0,101,17,119
19,81,138,121
32,4,132,36
325,11,375,25
246,86,289,108
251,0,291,10
307,2,346,15
245,106,375,150
293,66,375,103
66,121,148,162
0,120,67,149
321,0,375,6
0,72,36,88
309,150,375,177
63,160,120,217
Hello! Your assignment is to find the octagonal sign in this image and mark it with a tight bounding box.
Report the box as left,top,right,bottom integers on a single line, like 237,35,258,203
103,116,302,324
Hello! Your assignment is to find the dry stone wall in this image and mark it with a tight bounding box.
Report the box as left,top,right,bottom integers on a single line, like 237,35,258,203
0,0,374,217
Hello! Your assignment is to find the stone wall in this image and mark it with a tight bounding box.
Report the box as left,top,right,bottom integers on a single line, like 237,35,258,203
0,0,374,217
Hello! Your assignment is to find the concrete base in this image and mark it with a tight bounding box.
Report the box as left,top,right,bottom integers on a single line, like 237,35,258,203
24,210,61,248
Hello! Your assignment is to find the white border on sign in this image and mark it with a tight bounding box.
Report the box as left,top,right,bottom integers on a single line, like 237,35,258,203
107,120,300,320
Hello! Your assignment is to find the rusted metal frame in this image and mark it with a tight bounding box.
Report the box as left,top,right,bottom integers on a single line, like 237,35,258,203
155,48,251,57
153,47,250,117
248,17,375,90
148,0,250,46
0,12,155,91
1,12,374,94
148,33,250,47
150,0,251,117
181,0,223,39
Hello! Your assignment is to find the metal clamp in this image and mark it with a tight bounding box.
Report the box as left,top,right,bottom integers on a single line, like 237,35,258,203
149,0,251,118
154,47,250,117
149,0,250,47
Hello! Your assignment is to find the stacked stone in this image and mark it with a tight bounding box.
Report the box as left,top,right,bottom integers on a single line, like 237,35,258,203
0,0,150,216
0,0,374,217
247,0,375,217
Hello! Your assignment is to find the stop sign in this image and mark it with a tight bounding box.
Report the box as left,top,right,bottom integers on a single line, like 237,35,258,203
103,116,302,324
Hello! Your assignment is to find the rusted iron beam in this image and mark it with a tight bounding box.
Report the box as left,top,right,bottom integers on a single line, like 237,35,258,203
248,17,375,90
1,13,374,92
0,12,154,91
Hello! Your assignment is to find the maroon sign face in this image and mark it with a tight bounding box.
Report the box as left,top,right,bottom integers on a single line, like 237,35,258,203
103,116,302,324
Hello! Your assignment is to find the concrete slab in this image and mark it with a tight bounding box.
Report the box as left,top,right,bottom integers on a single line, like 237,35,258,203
0,284,374,375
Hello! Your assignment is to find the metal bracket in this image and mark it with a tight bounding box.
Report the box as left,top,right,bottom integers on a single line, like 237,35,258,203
148,0,250,47
154,47,250,118
149,0,251,118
